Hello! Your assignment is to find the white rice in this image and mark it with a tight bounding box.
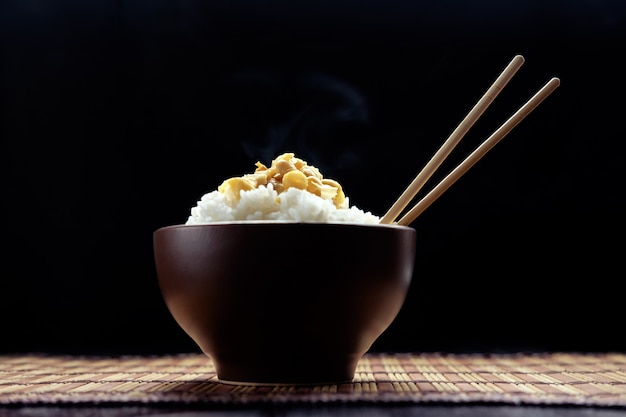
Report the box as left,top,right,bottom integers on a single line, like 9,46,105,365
186,184,380,225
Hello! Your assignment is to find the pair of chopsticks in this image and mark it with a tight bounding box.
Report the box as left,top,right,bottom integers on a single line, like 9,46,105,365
379,55,560,226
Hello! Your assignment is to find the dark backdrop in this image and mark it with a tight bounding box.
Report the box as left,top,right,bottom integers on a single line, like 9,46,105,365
1,0,625,355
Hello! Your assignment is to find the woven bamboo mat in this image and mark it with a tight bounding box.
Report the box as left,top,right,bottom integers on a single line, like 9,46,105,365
1,352,626,407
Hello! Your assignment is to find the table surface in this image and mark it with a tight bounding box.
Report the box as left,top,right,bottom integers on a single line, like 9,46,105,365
3,352,626,417
3,404,626,417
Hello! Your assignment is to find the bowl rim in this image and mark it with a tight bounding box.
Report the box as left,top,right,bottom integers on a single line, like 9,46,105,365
154,221,415,233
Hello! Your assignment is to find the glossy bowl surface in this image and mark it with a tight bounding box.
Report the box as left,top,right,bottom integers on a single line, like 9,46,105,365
153,221,416,385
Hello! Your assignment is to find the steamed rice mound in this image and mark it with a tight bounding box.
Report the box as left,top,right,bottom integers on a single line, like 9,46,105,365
186,153,380,225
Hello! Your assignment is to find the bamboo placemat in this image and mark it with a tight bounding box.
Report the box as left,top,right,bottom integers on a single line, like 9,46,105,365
1,352,626,408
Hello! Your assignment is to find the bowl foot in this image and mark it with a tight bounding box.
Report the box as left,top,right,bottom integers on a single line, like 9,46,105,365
212,353,360,386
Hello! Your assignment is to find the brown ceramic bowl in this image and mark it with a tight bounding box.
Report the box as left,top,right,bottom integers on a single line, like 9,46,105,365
153,221,416,385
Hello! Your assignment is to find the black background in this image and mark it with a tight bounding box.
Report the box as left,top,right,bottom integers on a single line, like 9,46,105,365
1,0,625,355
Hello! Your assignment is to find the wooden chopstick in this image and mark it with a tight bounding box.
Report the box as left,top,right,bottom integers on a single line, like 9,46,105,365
397,76,561,226
379,55,526,224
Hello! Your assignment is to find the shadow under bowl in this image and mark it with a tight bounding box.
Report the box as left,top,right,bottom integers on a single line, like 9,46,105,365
153,221,416,385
